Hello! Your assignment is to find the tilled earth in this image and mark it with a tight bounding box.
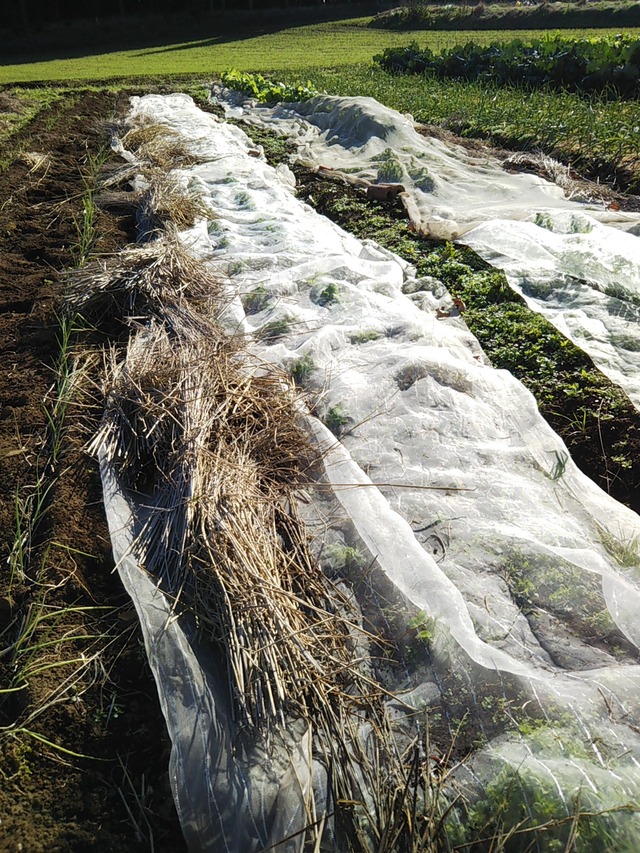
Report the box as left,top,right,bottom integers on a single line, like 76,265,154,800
0,90,186,852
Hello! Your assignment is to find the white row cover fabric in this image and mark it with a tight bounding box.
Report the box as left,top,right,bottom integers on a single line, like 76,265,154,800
217,89,640,411
464,213,640,408
103,93,640,851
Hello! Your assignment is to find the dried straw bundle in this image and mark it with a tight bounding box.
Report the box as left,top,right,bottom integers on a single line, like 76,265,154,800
65,238,221,331
121,117,205,171
137,172,210,235
101,119,211,237
95,322,369,731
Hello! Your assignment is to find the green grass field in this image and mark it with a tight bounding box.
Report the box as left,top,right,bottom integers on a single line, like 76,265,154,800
2,18,639,84
3,19,640,189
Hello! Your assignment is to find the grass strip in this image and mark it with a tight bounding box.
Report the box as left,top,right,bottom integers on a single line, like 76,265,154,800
2,19,639,84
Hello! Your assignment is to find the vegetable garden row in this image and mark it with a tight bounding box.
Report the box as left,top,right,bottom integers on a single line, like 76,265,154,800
3,13,640,852
375,33,640,98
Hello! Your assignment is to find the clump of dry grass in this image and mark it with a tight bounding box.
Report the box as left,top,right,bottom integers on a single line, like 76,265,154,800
501,150,611,202
93,320,367,732
65,238,221,331
101,118,211,236
138,173,209,235
121,117,204,171
100,162,209,236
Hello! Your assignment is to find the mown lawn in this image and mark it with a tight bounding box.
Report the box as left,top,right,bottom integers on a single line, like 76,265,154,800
1,17,639,83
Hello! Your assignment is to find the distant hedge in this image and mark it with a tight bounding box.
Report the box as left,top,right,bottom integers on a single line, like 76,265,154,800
369,1,640,32
374,35,640,98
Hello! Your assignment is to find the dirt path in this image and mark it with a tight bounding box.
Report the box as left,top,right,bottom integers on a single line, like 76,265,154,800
0,90,186,853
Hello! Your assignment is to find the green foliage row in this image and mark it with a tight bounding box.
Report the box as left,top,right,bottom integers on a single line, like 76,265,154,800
370,0,640,32
375,33,640,97
220,69,316,104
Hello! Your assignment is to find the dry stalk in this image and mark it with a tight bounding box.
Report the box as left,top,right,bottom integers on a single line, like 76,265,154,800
138,172,209,235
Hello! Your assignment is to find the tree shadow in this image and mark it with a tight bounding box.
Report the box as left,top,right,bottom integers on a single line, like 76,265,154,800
3,4,380,67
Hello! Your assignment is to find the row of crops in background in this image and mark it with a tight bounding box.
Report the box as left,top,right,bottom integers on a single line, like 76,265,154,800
220,69,316,103
370,0,640,32
375,34,640,97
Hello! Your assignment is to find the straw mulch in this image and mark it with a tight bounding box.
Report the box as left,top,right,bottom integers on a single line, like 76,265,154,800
74,116,454,852
76,232,443,849
93,315,370,732
103,117,212,236
66,238,221,333
121,117,206,171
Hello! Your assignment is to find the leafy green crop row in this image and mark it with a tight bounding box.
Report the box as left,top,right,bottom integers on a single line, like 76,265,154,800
221,63,640,192
375,34,640,98
220,69,316,104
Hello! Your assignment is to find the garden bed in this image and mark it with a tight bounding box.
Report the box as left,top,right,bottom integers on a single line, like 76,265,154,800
2,82,640,851
0,88,186,853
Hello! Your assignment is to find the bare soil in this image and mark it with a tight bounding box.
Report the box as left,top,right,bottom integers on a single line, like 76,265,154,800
0,90,186,853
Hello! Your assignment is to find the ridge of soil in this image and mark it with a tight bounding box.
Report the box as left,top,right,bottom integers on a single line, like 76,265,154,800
0,91,186,852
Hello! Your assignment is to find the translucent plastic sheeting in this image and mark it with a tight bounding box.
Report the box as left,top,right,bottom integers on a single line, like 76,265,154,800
214,90,640,238
100,449,323,853
104,93,640,849
463,212,640,409
216,89,640,411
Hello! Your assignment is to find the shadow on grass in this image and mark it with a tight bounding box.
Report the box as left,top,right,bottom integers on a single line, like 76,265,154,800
2,4,379,68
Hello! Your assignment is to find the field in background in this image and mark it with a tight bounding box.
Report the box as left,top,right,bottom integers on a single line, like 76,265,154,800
3,15,640,850
2,18,640,83
371,0,640,30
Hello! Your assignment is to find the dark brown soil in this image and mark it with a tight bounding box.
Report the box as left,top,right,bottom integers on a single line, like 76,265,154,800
0,91,186,853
